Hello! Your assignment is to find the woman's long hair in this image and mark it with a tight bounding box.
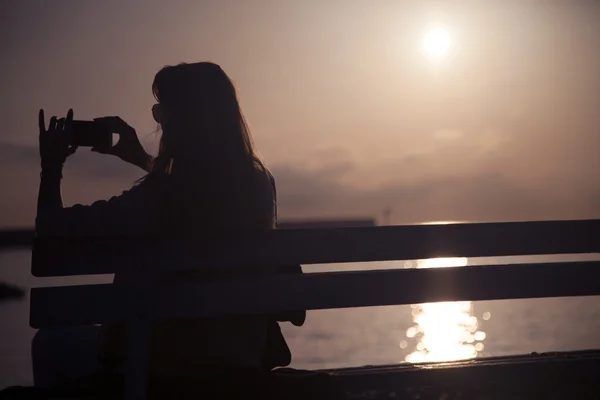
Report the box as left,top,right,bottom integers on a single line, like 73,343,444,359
146,62,274,232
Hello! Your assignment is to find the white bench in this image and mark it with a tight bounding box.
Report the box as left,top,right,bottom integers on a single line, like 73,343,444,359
30,219,600,399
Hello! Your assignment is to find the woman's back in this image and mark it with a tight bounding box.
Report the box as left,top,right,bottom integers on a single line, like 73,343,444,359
98,165,278,376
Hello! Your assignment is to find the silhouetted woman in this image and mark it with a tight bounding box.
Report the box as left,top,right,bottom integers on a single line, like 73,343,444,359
34,62,295,393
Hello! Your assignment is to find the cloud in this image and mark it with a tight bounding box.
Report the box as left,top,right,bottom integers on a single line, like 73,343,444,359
271,158,600,224
434,129,464,141
270,129,600,223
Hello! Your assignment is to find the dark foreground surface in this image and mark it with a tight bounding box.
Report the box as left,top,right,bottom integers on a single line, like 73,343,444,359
2,350,600,399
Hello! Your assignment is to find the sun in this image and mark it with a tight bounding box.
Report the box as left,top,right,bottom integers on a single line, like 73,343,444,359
422,26,451,58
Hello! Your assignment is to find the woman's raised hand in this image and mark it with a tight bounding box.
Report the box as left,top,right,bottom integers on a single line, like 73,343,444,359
39,109,78,166
92,116,153,172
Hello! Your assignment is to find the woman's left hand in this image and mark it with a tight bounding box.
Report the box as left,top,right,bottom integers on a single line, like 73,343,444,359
38,109,78,165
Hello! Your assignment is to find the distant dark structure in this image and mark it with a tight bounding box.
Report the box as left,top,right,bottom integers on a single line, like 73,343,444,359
0,229,33,249
0,281,25,302
382,207,392,225
278,218,376,229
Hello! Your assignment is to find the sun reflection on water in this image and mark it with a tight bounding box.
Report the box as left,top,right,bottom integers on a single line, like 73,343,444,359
404,257,489,363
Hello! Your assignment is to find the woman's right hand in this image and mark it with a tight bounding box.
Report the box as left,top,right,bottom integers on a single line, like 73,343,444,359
92,116,153,172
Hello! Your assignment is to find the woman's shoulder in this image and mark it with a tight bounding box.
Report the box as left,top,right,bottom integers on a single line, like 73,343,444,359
251,159,275,186
250,164,277,227
250,165,275,199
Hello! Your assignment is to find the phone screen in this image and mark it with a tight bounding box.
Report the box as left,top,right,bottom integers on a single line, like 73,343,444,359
71,121,112,148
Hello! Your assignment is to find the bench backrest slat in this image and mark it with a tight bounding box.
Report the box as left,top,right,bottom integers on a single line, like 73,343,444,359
32,219,600,277
30,260,600,328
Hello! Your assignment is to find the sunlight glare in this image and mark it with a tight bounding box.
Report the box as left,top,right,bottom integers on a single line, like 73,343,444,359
422,26,451,58
405,257,488,363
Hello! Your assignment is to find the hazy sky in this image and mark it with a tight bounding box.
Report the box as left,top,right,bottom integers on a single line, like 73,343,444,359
1,0,599,227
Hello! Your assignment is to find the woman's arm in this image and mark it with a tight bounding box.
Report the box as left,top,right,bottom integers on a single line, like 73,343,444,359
37,164,65,224
36,110,77,232
36,110,162,236
36,179,164,237
92,116,154,173
130,152,155,173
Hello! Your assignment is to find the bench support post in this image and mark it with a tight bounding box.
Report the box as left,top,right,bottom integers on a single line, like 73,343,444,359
123,257,153,400
124,318,151,400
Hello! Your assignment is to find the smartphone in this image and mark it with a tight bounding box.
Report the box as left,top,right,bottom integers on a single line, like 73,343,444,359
71,121,112,149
